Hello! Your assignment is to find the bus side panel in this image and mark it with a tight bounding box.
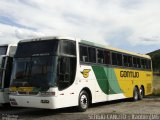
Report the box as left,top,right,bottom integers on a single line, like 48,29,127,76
114,68,153,98
79,65,107,103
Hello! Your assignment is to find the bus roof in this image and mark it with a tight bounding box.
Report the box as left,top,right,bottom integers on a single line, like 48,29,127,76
19,36,76,43
18,36,150,59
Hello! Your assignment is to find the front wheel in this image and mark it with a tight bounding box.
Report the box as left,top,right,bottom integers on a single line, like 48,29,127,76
78,91,89,112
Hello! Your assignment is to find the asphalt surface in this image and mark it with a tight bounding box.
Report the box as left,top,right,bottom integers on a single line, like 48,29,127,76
0,96,160,120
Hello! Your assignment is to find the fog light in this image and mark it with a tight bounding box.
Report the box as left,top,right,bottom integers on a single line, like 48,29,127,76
10,98,18,105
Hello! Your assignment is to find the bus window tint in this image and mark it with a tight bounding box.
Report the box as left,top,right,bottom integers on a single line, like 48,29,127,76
117,53,122,66
104,50,110,64
137,58,141,68
80,46,88,62
128,56,133,67
147,60,151,70
133,57,141,68
123,55,128,67
112,52,122,66
15,40,59,57
88,47,96,63
97,49,104,64
58,57,76,90
123,55,132,67
79,43,151,71
133,57,137,68
61,40,76,55
112,53,117,65
141,59,147,69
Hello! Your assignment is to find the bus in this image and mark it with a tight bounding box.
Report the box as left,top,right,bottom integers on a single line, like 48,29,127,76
9,37,152,111
0,44,17,105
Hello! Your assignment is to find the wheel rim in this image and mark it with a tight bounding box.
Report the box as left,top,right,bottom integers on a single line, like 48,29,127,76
140,88,143,98
134,90,138,100
80,94,88,109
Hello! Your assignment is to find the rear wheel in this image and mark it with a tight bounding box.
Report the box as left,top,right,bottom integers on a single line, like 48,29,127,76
78,90,89,112
133,87,139,101
139,87,144,100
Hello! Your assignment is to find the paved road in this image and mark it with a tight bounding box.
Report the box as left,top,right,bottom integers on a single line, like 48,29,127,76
0,96,160,120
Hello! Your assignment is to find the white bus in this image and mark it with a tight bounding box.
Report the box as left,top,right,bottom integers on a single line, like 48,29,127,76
9,37,152,111
0,44,17,105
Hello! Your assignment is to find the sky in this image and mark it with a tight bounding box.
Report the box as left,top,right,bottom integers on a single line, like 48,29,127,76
0,0,160,54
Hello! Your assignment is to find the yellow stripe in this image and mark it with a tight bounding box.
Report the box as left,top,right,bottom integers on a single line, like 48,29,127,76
114,68,153,97
10,87,34,92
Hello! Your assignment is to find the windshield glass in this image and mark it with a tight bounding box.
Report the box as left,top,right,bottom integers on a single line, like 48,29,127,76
15,40,58,57
10,56,58,88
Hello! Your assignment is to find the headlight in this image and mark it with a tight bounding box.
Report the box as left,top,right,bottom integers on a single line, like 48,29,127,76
38,91,55,97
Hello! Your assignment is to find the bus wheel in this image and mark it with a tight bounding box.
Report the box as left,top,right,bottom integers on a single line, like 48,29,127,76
78,90,89,112
133,87,139,101
139,87,144,100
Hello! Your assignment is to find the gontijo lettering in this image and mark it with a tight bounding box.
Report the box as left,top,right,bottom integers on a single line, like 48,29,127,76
120,71,139,78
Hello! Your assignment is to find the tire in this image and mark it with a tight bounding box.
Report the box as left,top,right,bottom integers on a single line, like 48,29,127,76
139,87,144,100
133,87,139,101
78,90,89,112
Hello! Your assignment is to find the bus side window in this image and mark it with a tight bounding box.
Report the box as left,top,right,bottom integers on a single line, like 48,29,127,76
128,56,133,67
141,59,147,69
88,47,96,63
146,60,151,70
123,55,133,67
111,52,122,66
61,40,76,55
117,53,122,66
144,59,147,69
123,55,128,67
133,57,137,68
104,50,110,65
80,45,88,62
4,57,13,88
97,49,104,64
112,52,117,65
57,57,76,90
137,58,141,68
58,57,69,81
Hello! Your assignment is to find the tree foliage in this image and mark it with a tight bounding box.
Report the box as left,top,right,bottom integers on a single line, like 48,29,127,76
148,49,160,72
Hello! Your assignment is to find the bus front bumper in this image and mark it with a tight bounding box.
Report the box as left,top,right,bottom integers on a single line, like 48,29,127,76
9,95,58,109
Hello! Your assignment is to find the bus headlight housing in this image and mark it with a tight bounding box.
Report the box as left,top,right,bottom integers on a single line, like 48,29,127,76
38,91,56,97
10,91,18,95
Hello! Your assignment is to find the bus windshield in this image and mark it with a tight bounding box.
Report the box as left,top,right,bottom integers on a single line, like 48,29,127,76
10,56,58,88
10,40,59,89
15,40,59,57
